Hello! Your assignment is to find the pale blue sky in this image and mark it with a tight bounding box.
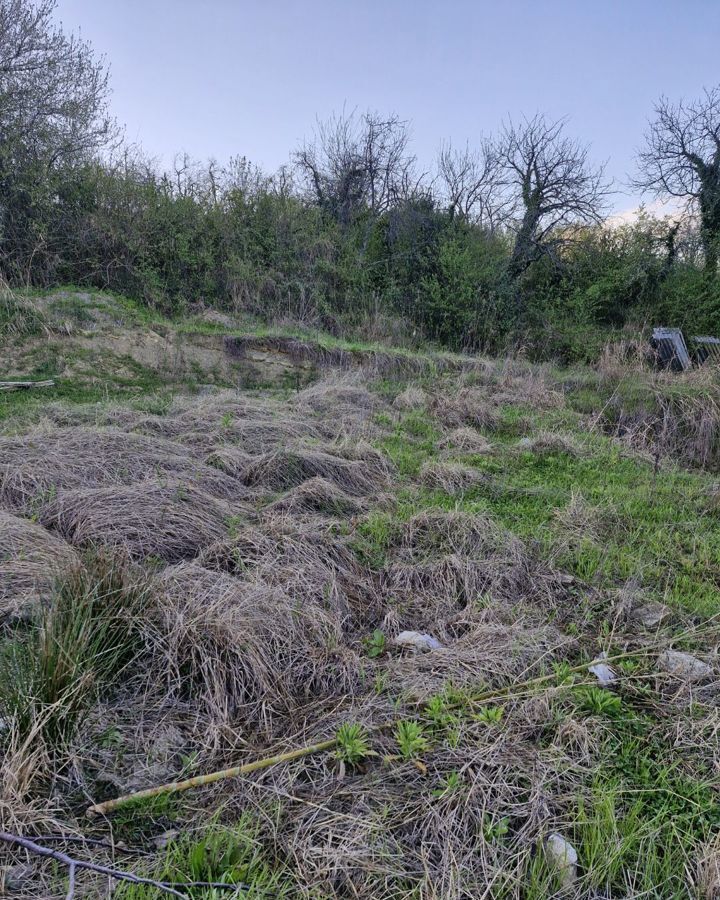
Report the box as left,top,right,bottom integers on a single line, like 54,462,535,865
55,0,720,212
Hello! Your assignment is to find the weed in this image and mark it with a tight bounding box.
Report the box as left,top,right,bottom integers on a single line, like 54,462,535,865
0,554,150,746
395,720,429,760
335,723,373,767
362,629,387,658
576,686,622,718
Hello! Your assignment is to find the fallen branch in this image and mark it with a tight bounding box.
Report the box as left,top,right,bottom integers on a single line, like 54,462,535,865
0,379,55,392
0,832,247,898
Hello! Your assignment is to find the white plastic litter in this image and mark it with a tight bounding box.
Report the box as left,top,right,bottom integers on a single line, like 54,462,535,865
393,631,443,652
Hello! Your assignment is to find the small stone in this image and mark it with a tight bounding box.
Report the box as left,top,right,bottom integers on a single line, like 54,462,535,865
2,863,35,893
153,829,179,850
394,631,443,652
657,650,713,682
545,833,578,887
629,600,670,628
589,652,616,687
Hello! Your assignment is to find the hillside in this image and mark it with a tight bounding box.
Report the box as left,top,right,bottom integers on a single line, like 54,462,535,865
0,290,719,899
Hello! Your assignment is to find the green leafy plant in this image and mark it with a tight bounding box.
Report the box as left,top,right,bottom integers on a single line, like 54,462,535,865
432,770,462,798
553,660,577,686
395,720,429,760
363,629,387,658
577,686,622,718
474,705,504,725
335,723,373,766
482,814,510,842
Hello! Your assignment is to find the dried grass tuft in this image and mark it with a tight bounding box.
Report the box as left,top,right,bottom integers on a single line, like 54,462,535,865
430,387,501,430
199,517,374,628
419,460,489,496
155,563,359,735
0,509,79,621
436,427,492,455
392,386,427,411
40,481,235,562
379,511,551,631
265,477,363,518
0,428,248,513
517,430,583,457
234,446,390,495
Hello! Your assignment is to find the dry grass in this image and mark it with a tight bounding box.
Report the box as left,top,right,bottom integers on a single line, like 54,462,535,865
437,426,492,455
0,508,78,621
378,511,559,634
264,476,364,518
392,385,428,411
233,446,391,495
430,387,501,430
0,428,249,513
295,374,383,434
155,563,359,737
40,481,236,562
419,460,489,496
199,516,375,628
517,430,583,457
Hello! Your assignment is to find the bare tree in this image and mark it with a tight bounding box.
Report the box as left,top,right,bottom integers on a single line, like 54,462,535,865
494,114,611,280
294,110,417,226
634,87,720,273
436,140,501,229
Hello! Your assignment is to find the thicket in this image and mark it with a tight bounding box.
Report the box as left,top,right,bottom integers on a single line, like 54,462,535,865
2,0,720,361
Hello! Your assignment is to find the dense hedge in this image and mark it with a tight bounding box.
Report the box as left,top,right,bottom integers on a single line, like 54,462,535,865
2,156,719,361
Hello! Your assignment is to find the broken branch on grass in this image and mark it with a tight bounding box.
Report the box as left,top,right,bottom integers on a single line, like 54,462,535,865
0,379,55,391
0,832,246,899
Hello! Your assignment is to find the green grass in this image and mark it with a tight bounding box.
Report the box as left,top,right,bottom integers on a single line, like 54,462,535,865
116,816,294,898
0,555,150,746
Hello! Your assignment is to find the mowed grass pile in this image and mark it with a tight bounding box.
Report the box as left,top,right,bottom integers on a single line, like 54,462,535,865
0,360,719,899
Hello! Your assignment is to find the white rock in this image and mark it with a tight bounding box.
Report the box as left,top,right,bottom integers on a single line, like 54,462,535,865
394,630,443,652
657,650,713,682
589,651,617,687
545,833,578,887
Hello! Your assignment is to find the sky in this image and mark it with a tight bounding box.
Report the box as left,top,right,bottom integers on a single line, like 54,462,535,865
54,0,720,214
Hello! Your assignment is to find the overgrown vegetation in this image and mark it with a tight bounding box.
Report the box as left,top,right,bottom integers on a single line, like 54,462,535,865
1,3,719,359
0,344,718,897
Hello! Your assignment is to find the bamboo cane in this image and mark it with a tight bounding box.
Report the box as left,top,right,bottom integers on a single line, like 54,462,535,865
86,736,338,817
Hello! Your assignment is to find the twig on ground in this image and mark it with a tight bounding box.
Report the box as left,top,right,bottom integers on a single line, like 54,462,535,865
0,832,248,898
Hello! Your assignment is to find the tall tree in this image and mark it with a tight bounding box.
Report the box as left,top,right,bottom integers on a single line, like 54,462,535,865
635,88,720,274
0,0,116,279
494,114,610,282
436,140,501,229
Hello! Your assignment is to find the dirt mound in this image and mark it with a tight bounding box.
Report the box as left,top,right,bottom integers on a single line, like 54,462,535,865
0,508,79,620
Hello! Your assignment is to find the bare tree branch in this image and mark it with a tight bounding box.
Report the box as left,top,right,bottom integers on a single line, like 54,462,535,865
634,87,720,272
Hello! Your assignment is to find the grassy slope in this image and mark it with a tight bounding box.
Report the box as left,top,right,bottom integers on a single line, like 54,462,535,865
1,289,719,898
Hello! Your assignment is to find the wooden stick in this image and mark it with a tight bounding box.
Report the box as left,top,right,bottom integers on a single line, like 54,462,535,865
0,379,55,392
